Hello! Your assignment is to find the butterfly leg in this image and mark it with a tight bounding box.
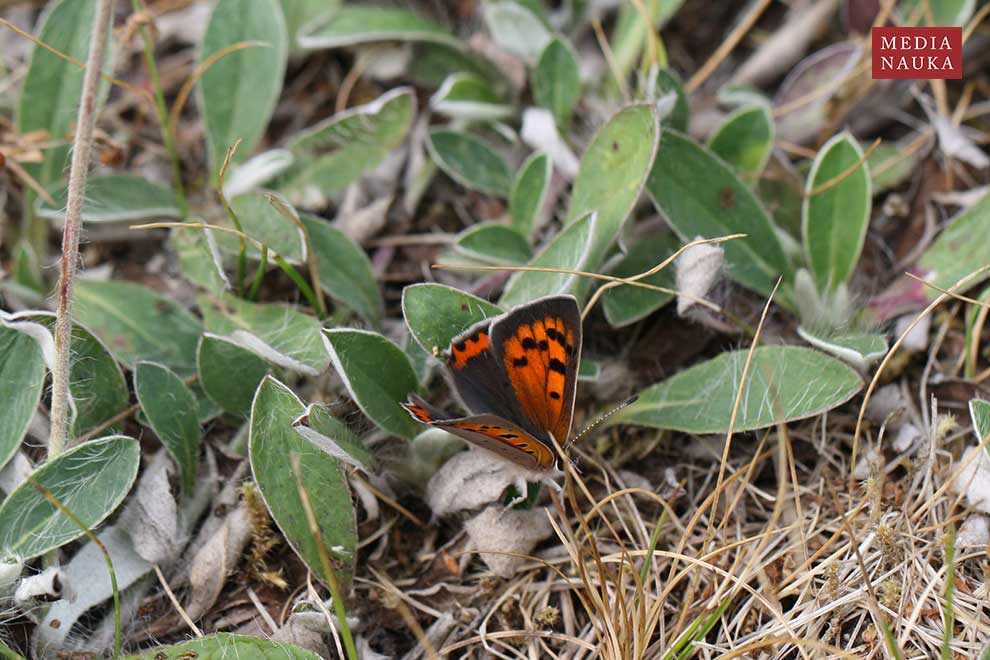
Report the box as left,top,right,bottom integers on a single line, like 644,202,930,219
502,475,530,510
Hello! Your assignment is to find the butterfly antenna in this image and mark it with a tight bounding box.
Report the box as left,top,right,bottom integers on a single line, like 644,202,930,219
564,395,638,451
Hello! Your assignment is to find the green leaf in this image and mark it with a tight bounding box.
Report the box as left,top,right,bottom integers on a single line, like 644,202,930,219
602,233,679,327
971,399,990,446
36,174,180,224
610,0,684,88
706,104,774,184
297,5,459,49
199,0,288,174
919,190,990,298
73,280,202,376
510,152,552,238
24,313,128,437
796,326,888,371
900,0,974,26
579,358,602,381
13,242,45,294
756,155,804,236
249,377,357,587
404,331,434,385
653,68,689,132
566,104,660,288
802,132,871,293
172,228,230,295
289,88,415,156
455,223,532,265
200,294,329,376
323,329,421,439
430,73,513,121
17,0,111,189
293,403,375,471
0,436,139,560
618,346,863,434
222,148,295,197
281,0,339,50
427,129,512,197
647,129,792,301
197,334,271,417
0,639,24,660
402,283,502,354
134,362,201,495
280,88,415,203
407,43,500,88
533,37,580,127
214,191,305,264
483,1,551,61
0,323,46,471
303,214,383,327
127,633,322,660
500,211,597,307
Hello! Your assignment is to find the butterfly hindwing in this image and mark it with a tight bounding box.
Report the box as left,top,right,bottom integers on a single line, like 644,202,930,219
491,295,582,445
434,415,554,471
400,396,553,470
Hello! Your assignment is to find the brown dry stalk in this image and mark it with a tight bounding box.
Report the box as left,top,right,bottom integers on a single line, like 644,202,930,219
49,0,114,457
686,0,774,92
0,17,150,104
806,138,881,198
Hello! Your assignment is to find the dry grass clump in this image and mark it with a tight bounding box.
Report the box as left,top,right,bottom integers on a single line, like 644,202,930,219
356,304,990,659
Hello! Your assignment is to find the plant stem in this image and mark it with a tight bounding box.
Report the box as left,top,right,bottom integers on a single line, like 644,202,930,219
131,0,187,217
290,454,359,660
48,0,113,458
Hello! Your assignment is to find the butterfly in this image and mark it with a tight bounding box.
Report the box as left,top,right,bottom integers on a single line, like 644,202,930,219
401,295,582,474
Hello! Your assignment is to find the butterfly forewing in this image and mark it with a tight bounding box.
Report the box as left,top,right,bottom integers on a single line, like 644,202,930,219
491,295,582,445
445,318,535,431
402,295,582,473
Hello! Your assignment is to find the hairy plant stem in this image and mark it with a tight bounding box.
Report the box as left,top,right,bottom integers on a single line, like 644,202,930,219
48,0,113,458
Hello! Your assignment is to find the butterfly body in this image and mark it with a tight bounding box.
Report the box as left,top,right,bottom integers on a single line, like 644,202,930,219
402,295,582,473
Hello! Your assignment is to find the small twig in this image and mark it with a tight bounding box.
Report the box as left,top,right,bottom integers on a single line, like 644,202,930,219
592,18,628,102
0,17,152,105
153,564,203,638
349,471,426,528
168,41,268,147
217,140,248,291
905,272,990,310
806,138,881,198
49,0,114,458
266,192,327,318
686,0,775,92
246,586,279,633
3,157,57,205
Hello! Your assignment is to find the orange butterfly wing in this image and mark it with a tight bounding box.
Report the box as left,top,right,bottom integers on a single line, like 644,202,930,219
491,296,582,445
400,395,553,470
